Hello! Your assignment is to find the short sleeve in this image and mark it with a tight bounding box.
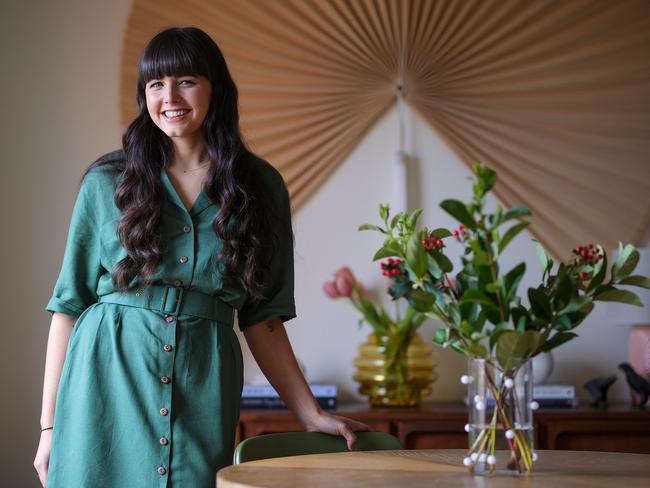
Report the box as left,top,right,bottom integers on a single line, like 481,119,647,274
45,174,103,319
237,173,296,331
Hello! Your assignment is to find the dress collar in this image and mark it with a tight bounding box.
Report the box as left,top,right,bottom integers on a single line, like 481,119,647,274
160,168,213,217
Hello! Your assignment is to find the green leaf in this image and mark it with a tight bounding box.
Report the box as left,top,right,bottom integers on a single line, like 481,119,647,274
470,239,489,266
511,306,529,331
433,327,447,345
499,222,529,254
433,252,454,273
502,206,531,222
559,295,592,315
443,302,459,326
619,275,650,289
460,289,494,307
390,214,400,229
595,288,643,306
407,209,424,230
496,330,541,370
612,244,638,281
427,253,443,279
532,240,549,275
504,263,526,302
485,282,500,294
409,288,436,312
554,273,574,311
540,332,577,352
555,314,573,330
450,341,466,354
440,199,476,229
477,166,497,194
465,342,488,358
379,204,390,222
566,301,594,328
461,289,501,324
359,223,385,233
406,235,428,277
429,228,453,239
373,247,398,261
528,287,552,321
516,315,526,332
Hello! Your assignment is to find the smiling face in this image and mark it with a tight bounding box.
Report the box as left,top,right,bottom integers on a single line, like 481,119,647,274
145,74,212,144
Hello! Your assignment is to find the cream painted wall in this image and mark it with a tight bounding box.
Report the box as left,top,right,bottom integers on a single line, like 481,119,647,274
1,1,647,486
1,1,133,486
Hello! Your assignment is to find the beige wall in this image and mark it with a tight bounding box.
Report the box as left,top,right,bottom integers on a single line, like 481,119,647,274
1,1,132,485
2,1,647,486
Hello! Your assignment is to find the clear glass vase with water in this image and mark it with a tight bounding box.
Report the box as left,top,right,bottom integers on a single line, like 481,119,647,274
465,358,535,475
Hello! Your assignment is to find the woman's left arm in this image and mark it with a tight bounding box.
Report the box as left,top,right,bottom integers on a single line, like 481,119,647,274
243,316,370,450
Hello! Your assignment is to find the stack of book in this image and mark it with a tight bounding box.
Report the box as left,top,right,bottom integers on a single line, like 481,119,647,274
533,384,579,409
240,384,337,411
466,384,579,409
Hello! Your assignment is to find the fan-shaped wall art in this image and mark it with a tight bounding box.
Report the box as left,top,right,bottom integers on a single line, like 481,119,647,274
121,0,650,259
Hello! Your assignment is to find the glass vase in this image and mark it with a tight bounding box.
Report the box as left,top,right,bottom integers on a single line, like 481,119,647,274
353,333,437,407
465,358,535,475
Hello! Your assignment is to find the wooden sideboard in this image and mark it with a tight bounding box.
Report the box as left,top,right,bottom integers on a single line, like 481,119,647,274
237,403,650,453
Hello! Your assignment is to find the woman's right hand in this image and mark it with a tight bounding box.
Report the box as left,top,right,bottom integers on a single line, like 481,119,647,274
33,429,52,487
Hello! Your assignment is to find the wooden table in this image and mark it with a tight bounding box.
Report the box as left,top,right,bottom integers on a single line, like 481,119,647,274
217,449,650,487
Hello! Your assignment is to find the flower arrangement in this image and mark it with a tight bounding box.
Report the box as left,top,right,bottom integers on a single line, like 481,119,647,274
323,266,432,406
322,266,426,337
360,163,649,473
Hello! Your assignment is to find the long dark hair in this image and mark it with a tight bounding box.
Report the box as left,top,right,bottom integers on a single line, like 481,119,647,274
85,26,281,304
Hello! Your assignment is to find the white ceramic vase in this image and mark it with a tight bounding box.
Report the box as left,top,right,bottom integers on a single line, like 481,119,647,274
531,351,554,385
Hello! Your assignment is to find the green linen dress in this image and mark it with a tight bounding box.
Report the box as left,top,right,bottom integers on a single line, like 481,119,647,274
45,151,296,487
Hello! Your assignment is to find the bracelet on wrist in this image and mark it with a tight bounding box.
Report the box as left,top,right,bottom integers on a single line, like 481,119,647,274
41,426,53,432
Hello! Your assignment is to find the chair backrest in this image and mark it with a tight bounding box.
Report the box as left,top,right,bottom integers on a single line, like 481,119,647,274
233,431,403,464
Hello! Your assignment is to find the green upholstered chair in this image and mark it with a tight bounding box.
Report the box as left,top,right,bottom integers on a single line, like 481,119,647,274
233,431,403,464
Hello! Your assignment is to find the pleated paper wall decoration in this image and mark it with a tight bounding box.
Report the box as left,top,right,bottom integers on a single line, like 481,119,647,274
121,0,650,258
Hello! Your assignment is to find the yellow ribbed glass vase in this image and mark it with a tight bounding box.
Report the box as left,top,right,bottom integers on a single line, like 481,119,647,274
353,333,438,407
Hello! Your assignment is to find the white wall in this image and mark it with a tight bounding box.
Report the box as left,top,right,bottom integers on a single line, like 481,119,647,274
1,1,647,485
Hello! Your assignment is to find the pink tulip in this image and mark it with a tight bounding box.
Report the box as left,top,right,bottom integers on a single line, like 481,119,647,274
333,266,356,297
336,275,353,297
322,281,340,299
334,266,356,284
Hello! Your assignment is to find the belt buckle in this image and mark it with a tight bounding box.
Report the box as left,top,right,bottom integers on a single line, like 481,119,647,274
162,285,184,316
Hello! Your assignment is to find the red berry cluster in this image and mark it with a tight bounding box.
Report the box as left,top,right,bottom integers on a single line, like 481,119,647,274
381,258,403,277
573,244,603,264
452,224,468,241
422,233,444,252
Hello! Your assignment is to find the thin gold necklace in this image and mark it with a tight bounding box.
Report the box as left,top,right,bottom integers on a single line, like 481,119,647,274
169,160,210,174
181,161,210,173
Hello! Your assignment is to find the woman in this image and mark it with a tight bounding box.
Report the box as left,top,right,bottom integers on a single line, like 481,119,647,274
34,26,368,487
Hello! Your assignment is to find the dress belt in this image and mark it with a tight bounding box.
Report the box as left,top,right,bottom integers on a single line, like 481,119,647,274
98,284,235,326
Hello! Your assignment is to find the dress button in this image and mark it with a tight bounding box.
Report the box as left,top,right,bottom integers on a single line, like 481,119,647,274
163,344,173,352
173,279,183,286
161,376,171,384
179,256,189,263
160,436,169,446
160,407,169,416
183,225,191,233
157,466,167,475
165,315,174,323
